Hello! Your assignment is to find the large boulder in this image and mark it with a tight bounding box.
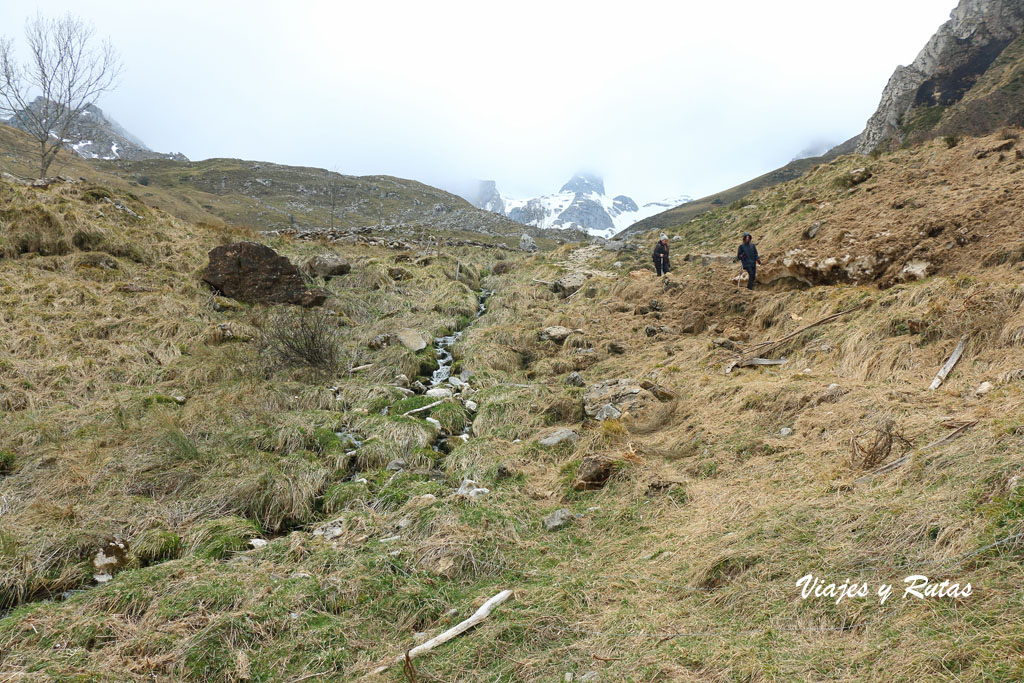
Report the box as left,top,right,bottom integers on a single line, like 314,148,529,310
520,233,538,252
202,242,326,307
539,326,573,343
552,272,588,298
574,455,616,490
396,328,428,352
304,253,351,279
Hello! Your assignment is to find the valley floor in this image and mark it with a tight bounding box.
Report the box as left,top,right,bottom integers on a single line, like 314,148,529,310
0,152,1023,681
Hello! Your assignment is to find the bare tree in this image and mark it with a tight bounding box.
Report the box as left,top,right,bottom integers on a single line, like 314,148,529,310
0,13,121,178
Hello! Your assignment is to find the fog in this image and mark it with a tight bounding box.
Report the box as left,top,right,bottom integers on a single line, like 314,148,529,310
1,1,957,201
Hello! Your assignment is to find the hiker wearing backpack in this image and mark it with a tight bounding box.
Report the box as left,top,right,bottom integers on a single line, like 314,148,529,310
737,232,761,289
653,234,670,276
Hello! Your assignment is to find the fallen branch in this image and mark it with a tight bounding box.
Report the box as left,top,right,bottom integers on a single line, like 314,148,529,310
929,335,968,390
372,590,514,675
350,363,374,374
744,302,868,357
403,399,445,416
724,357,789,374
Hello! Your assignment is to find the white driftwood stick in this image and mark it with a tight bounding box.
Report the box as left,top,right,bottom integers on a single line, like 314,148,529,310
403,399,445,416
929,335,968,390
739,357,789,367
350,363,374,373
372,589,514,675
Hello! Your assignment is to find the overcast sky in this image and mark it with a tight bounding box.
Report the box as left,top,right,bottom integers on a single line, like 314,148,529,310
1,1,956,201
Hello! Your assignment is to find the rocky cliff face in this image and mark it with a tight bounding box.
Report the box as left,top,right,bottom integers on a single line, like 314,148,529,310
856,0,1024,153
4,98,188,162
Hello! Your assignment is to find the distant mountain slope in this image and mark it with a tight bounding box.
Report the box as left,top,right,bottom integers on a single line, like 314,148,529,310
3,98,187,162
619,137,857,238
469,173,690,238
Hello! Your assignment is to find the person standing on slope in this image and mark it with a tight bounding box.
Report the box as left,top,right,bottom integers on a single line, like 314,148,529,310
653,234,671,276
737,232,761,289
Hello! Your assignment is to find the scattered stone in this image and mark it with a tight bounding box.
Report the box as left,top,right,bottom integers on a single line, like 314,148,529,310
202,242,326,307
456,479,490,500
426,387,453,398
565,371,585,387
304,253,350,279
297,288,329,307
603,240,628,251
679,310,707,334
410,380,428,394
388,266,413,281
639,380,677,401
574,455,616,490
607,341,627,355
552,272,589,298
780,427,794,437
975,381,994,396
713,336,738,350
645,325,659,337
396,328,428,352
394,374,410,388
584,378,656,420
93,538,129,583
369,333,392,349
543,508,577,531
804,221,823,239
538,428,579,448
496,462,518,480
387,459,407,471
248,538,268,549
519,233,538,252
465,400,478,412
539,326,573,343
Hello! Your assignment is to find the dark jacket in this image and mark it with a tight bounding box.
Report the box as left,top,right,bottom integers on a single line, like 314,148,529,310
653,241,669,264
737,242,759,268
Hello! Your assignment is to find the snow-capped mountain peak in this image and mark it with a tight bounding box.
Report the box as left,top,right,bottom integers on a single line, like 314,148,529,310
468,174,690,238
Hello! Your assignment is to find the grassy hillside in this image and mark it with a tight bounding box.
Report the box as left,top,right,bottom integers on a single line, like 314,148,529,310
1,130,1023,681
622,137,857,238
1,124,561,250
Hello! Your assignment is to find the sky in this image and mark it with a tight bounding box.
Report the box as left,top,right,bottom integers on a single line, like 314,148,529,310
0,0,958,202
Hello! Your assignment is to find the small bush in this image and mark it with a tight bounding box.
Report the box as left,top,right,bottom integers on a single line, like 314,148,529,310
259,308,344,377
944,135,961,148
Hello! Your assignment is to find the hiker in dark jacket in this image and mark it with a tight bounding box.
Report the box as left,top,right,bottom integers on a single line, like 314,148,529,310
736,232,761,289
653,234,670,276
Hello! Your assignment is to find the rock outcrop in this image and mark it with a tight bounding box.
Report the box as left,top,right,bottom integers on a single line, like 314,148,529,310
855,0,1024,153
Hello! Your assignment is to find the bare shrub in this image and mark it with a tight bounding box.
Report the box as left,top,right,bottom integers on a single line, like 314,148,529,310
258,307,344,376
848,418,912,470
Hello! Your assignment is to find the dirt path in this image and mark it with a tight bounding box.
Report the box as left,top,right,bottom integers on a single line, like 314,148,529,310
556,244,617,279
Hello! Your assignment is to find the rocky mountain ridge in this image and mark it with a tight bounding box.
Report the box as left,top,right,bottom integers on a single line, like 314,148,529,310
468,173,690,238
3,98,188,163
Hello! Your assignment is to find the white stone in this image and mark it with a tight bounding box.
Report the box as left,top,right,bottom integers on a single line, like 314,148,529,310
465,400,478,412
426,387,453,398
456,479,490,500
780,427,794,437
248,538,268,549
975,381,994,396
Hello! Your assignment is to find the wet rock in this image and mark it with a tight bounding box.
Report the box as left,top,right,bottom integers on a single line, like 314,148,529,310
574,455,616,490
539,326,573,343
202,242,327,307
543,508,577,531
396,328,428,352
565,371,585,387
520,233,538,252
304,253,350,278
538,428,579,448
410,380,428,394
